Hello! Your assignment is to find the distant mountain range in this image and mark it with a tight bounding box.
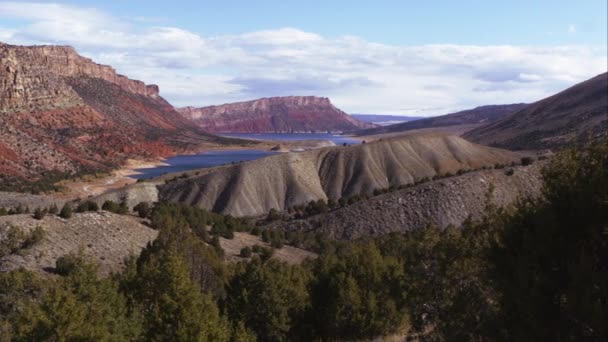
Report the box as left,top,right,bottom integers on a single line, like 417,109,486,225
465,72,607,150
178,97,374,133
351,114,425,126
354,104,528,136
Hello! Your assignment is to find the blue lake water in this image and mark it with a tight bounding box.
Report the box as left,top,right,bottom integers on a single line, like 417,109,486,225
131,150,278,179
220,133,361,146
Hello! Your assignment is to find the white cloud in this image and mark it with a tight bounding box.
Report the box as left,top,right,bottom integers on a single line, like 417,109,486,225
0,2,606,115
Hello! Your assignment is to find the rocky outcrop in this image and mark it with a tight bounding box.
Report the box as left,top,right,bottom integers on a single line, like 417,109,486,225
151,133,523,217
0,43,231,186
178,96,374,133
465,72,608,150
0,43,158,111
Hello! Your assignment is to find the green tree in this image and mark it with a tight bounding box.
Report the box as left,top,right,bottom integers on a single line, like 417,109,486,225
14,255,141,341
131,248,230,341
490,139,608,340
226,259,310,341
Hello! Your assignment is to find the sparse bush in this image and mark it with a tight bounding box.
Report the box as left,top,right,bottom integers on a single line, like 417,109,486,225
102,200,119,212
266,208,281,221
258,247,274,262
59,203,73,219
0,207,7,216
48,203,58,214
521,156,534,166
133,202,151,218
505,168,515,176
240,246,252,258
54,254,82,276
22,226,45,248
32,208,45,220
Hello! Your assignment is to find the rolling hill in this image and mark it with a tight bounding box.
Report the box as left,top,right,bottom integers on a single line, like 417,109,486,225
465,72,608,150
353,104,527,137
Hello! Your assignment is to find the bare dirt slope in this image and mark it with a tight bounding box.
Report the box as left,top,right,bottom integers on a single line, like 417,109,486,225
156,133,523,217
266,163,544,239
465,72,608,150
0,212,158,276
219,232,316,264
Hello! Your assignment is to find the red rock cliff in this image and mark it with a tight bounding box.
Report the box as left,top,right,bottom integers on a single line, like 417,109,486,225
0,43,159,112
178,96,375,133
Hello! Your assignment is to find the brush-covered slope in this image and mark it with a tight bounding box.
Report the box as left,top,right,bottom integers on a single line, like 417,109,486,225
354,104,527,136
465,72,608,150
157,133,521,217
0,43,229,187
178,96,373,133
266,162,544,239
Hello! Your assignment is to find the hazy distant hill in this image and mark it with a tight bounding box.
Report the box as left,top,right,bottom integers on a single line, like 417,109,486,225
178,96,374,133
354,104,527,136
465,72,608,150
351,114,425,126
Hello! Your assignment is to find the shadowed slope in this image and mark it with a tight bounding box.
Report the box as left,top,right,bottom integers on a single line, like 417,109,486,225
465,72,608,150
354,104,527,137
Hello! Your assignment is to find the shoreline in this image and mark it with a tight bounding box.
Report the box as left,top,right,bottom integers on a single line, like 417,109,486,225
54,135,359,200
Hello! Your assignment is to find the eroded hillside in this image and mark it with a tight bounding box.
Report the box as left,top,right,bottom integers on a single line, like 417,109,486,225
153,133,522,216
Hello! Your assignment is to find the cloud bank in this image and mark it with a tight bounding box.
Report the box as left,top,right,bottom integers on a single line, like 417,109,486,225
0,2,606,115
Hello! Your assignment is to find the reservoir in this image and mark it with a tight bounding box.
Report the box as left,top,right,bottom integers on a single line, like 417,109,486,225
220,133,361,145
131,133,360,180
131,149,278,180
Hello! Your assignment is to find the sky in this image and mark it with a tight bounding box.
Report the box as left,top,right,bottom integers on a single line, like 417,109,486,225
0,1,606,116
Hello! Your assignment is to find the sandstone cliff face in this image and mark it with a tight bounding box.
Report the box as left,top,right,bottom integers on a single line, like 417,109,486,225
0,43,226,185
178,96,374,133
150,133,522,217
0,43,158,112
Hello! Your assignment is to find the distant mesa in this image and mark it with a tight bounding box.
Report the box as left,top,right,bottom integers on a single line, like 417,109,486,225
465,72,608,150
178,96,375,133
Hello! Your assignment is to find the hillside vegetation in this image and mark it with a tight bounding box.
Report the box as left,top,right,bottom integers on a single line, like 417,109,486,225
0,138,605,341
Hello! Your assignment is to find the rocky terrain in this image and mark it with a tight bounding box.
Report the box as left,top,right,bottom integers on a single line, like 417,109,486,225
354,104,527,137
178,96,373,133
0,43,237,188
94,133,523,217
0,212,158,276
465,72,608,150
266,162,544,239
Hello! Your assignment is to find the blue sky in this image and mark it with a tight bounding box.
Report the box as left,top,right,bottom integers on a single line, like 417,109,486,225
1,1,606,114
